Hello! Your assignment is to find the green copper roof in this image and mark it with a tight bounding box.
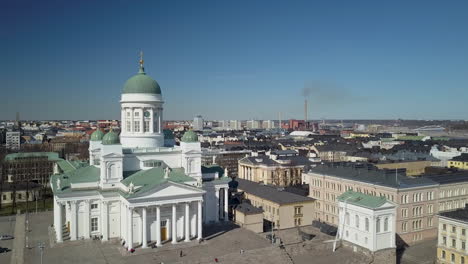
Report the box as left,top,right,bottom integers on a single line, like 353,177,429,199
5,152,61,162
337,190,388,209
123,67,161,94
102,131,120,145
50,165,101,194
181,130,198,142
90,129,105,141
121,167,195,198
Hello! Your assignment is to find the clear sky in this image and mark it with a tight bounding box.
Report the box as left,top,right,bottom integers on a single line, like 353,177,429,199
1,0,468,121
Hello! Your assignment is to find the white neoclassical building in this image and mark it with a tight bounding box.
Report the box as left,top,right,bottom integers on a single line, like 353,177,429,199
50,57,229,250
334,190,396,252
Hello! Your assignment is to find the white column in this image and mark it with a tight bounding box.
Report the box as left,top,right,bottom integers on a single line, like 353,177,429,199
156,206,162,246
224,188,229,221
142,207,148,248
184,203,190,242
55,199,63,242
102,201,108,241
128,207,133,251
215,189,220,222
70,201,77,240
121,108,126,132
172,204,178,244
149,108,154,133
140,111,144,133
197,200,202,240
84,200,90,239
130,108,134,132
158,108,162,133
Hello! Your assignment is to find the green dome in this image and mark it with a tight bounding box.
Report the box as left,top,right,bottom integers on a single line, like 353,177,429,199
90,129,104,141
102,131,120,145
123,68,161,94
181,130,198,143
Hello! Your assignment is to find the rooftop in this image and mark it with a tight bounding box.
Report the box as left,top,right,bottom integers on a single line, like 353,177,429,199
236,178,315,205
307,163,438,189
5,152,62,162
235,202,263,215
422,172,468,185
337,190,389,209
439,207,468,222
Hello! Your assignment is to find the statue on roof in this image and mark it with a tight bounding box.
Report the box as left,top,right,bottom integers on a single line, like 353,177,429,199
224,168,229,178
164,166,171,179
56,178,61,190
128,182,135,194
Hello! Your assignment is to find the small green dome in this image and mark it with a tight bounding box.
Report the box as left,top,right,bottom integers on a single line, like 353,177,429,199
102,131,120,145
123,68,161,94
181,130,198,143
90,129,104,141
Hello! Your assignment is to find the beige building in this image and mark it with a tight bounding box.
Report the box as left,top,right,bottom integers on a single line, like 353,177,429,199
238,151,310,187
305,164,439,246
1,182,42,205
236,178,315,230
233,203,264,233
437,208,468,264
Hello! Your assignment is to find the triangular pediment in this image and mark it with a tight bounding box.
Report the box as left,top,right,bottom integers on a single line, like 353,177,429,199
128,182,203,201
102,153,123,158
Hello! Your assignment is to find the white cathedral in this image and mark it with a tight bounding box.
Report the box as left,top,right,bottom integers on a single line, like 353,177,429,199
50,58,229,250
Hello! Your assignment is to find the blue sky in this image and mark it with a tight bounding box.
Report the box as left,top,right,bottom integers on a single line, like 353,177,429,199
1,0,468,121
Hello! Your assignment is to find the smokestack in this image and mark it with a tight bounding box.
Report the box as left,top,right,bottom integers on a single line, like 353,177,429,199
304,99,308,126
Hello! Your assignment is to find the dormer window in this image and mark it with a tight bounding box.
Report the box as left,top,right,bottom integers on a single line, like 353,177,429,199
144,160,162,167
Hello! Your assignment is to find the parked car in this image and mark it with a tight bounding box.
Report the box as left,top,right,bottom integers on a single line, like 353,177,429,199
0,247,10,253
0,235,14,240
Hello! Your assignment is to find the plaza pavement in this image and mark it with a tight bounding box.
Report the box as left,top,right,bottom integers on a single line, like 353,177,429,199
0,215,16,264
5,211,435,264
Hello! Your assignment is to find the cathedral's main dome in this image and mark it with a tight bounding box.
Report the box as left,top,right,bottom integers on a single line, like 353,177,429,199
123,68,161,94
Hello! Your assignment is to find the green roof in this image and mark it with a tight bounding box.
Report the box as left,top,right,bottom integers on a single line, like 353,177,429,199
5,152,61,162
50,165,100,193
90,129,105,141
123,67,161,94
337,190,388,209
121,167,195,198
181,130,198,142
102,131,120,145
397,136,425,141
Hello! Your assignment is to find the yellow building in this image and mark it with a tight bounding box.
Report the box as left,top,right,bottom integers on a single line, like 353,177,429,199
437,208,468,264
449,154,468,170
375,160,434,176
236,178,315,230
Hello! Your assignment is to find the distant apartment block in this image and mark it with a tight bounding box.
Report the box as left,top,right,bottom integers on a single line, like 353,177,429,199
437,208,468,264
193,115,204,131
6,131,21,150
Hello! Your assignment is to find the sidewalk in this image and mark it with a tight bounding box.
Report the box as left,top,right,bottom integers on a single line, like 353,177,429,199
9,214,25,264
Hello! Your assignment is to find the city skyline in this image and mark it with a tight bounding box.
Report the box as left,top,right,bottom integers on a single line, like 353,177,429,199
2,0,468,121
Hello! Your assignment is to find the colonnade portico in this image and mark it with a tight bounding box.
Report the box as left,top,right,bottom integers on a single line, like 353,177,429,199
125,199,203,251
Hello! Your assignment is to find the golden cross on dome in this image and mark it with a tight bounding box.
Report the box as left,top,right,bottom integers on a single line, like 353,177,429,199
139,51,144,68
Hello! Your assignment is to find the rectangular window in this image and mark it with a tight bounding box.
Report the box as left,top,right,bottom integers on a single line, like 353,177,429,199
91,217,98,232
443,236,447,245
443,224,447,231
91,204,98,210
452,239,456,248
134,121,140,132
453,226,457,233
463,242,466,250
294,206,303,216
144,121,150,132
126,121,131,132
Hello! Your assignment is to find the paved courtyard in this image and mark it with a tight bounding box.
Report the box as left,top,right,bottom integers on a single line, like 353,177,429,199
6,211,395,264
0,215,16,264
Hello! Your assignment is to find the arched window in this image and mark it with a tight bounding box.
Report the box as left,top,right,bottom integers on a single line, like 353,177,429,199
384,218,389,231
376,218,381,233
345,212,350,225
365,218,369,231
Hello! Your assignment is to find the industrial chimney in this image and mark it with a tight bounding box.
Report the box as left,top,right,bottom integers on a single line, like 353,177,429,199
304,99,308,128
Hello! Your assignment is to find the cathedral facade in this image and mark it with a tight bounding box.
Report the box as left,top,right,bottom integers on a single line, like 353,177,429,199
50,59,229,250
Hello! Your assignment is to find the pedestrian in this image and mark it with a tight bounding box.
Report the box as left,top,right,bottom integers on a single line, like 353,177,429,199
180,250,183,257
